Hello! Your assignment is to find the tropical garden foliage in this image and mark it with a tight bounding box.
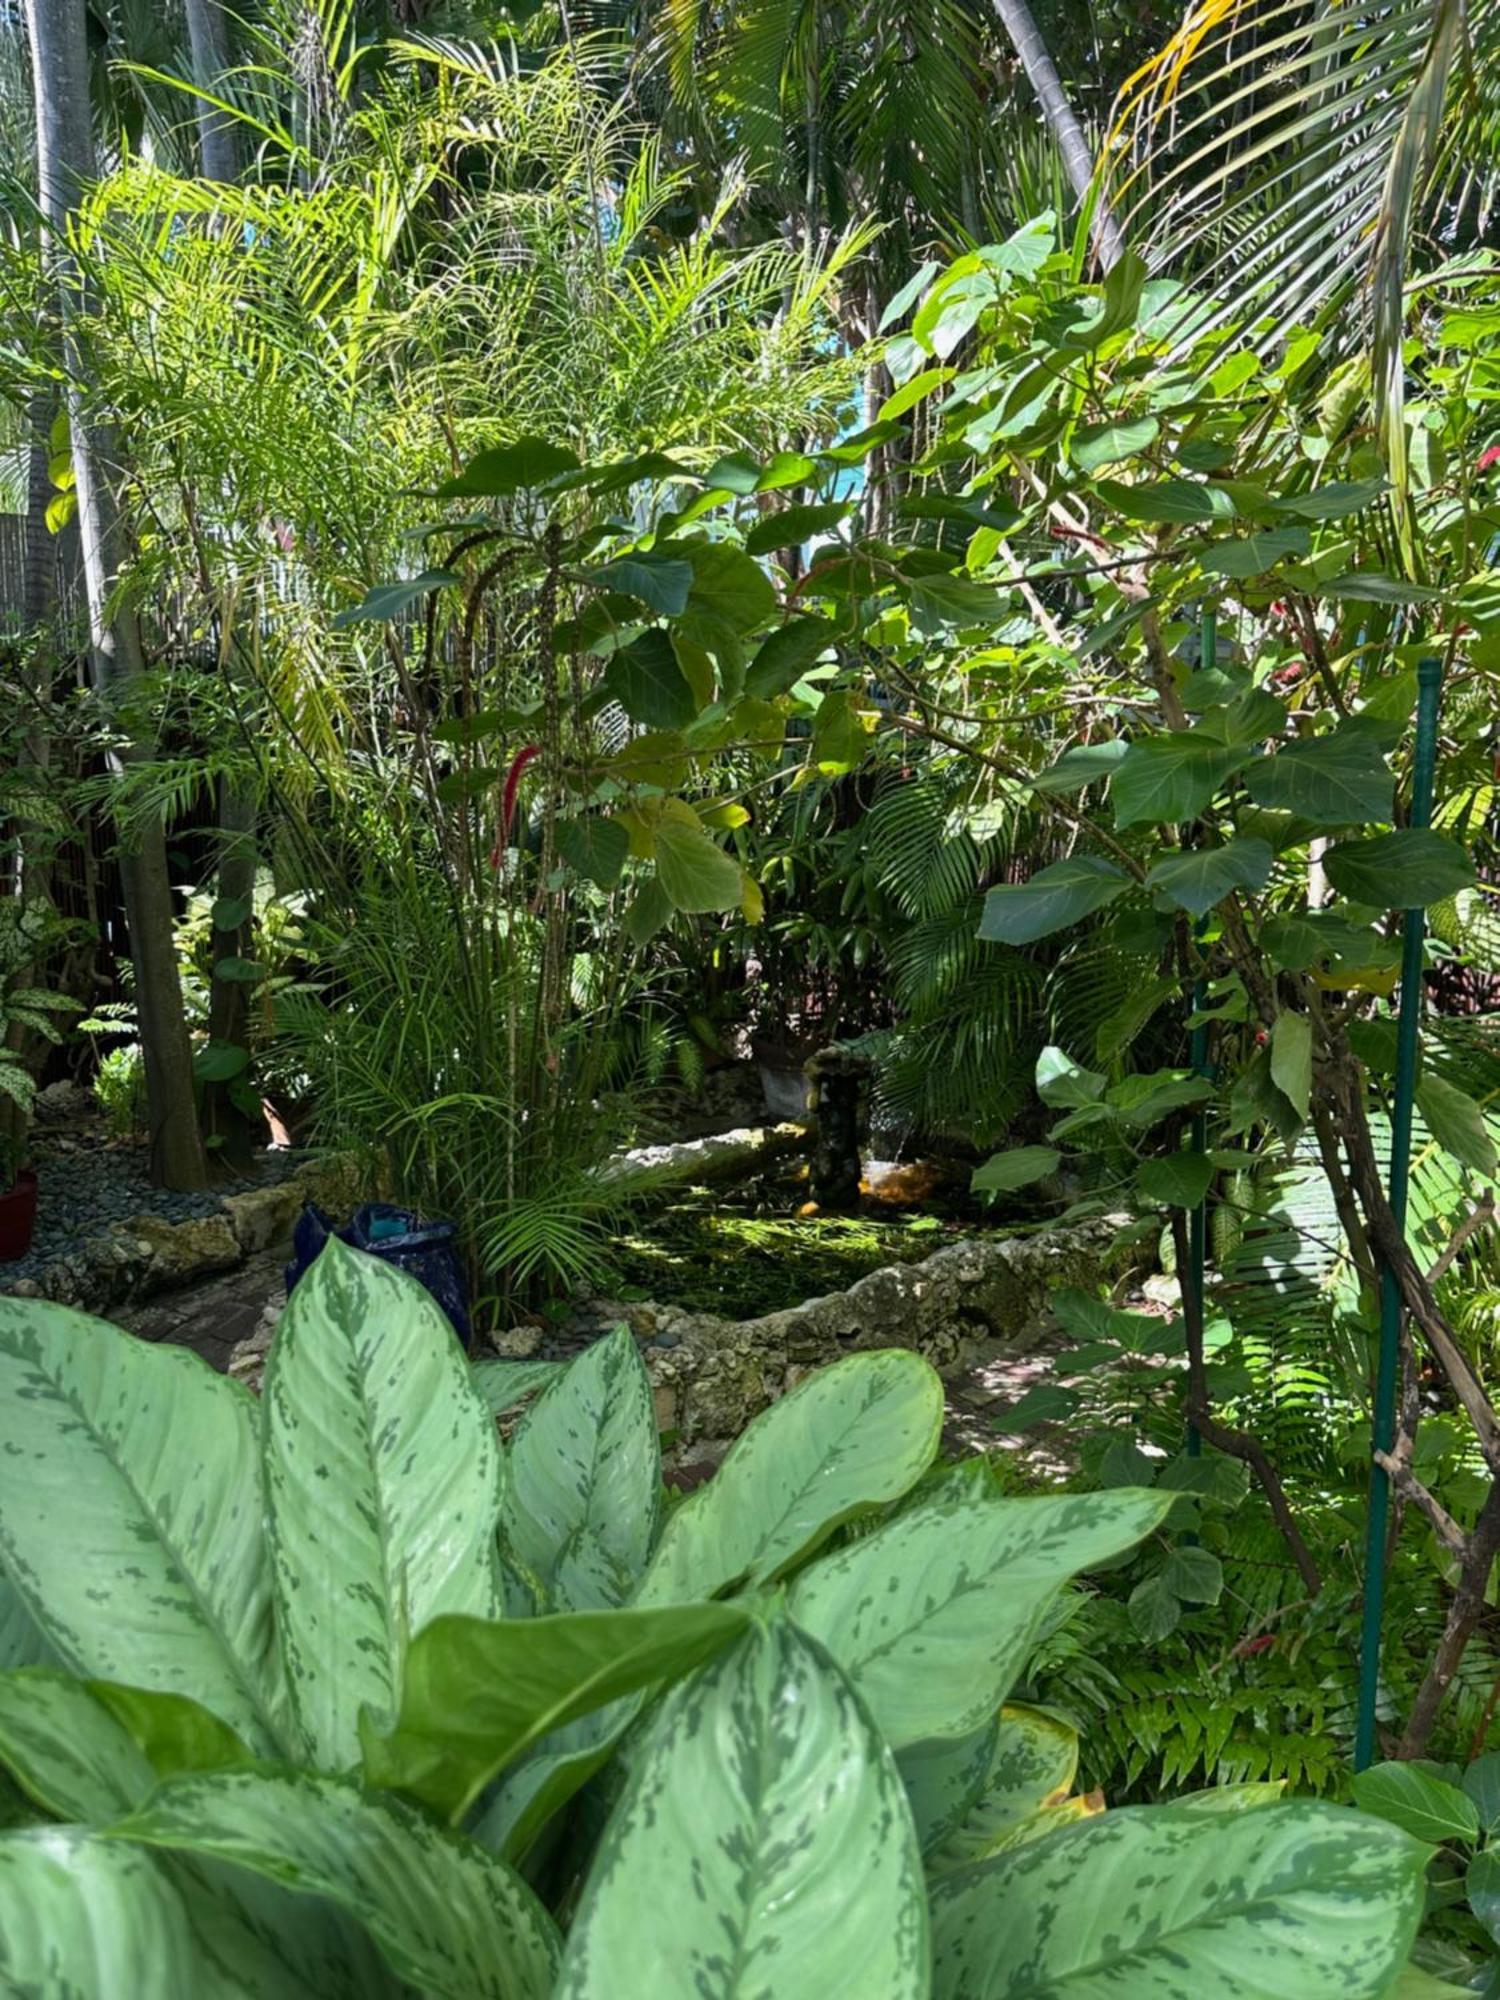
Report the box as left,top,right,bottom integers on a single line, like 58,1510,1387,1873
4,0,1500,1985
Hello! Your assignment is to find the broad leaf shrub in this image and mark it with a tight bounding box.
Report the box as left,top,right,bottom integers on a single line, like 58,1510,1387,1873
0,1240,1431,1995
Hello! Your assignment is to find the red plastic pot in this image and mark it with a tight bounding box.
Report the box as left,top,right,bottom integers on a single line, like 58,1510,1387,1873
0,1171,38,1263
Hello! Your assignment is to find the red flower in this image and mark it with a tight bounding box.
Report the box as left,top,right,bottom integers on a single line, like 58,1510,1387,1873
490,745,541,870
1478,444,1500,472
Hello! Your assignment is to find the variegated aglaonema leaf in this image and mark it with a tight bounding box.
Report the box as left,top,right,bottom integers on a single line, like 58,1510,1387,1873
556,1617,929,1999
0,1669,155,1822
502,1325,660,1610
898,1724,998,1857
638,1348,944,1605
0,1829,203,1997
0,1672,400,1998
0,1574,49,1671
927,1705,1091,1875
113,1767,562,2000
467,1695,639,1864
789,1487,1172,1748
930,1800,1427,1998
362,1600,751,1821
0,1296,281,1754
263,1239,503,1769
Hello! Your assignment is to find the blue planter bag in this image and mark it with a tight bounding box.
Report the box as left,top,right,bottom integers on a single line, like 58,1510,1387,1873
285,1203,472,1348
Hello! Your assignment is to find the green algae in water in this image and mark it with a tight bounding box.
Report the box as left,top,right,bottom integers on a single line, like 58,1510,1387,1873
604,1200,956,1319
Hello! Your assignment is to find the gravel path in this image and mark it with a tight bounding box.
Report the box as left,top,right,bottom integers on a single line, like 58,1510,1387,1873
1,1118,302,1289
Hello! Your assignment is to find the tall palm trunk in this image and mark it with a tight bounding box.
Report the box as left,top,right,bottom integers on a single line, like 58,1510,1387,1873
25,0,209,1190
991,0,1125,270
183,0,266,1167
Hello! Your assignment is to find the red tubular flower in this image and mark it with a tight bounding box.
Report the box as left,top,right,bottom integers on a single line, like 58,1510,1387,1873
1477,444,1500,472
490,745,541,870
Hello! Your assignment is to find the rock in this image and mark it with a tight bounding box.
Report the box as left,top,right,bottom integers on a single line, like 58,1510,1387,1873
631,1216,1131,1460
222,1181,302,1255
597,1123,810,1193
32,1080,95,1125
227,1293,283,1393
117,1213,242,1294
491,1325,543,1358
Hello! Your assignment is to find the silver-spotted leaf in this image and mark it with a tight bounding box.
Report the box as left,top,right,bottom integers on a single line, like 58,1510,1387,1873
928,1704,1081,1875
930,1800,1426,1998
0,1829,203,1997
361,1600,750,1822
556,1619,929,2000
638,1349,943,1604
470,1357,563,1416
0,1670,154,1822
503,1326,659,1610
263,1239,503,1769
0,1675,399,1997
898,1724,997,1856
0,1297,279,1753
469,1695,641,1864
788,1488,1171,1746
0,1574,49,1671
113,1767,561,2000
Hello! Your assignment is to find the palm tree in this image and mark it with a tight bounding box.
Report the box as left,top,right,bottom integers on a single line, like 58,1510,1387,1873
23,0,209,1188
1100,0,1500,518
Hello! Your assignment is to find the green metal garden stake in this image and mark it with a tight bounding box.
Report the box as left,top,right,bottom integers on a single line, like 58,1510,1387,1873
1353,655,1444,1770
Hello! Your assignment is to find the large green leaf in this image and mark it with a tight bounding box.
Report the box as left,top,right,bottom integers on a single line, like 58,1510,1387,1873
637,1350,943,1605
1323,830,1476,908
788,1488,1170,1747
0,1297,279,1753
1243,731,1393,824
1146,838,1273,917
469,1696,640,1864
0,1674,398,1997
555,817,630,890
972,1146,1060,1195
262,1239,503,1770
361,1601,750,1822
470,1357,564,1416
1112,735,1252,828
653,810,744,913
929,1800,1426,1998
0,1829,203,1997
1415,1074,1500,1177
556,1619,929,2000
1072,416,1159,473
928,1705,1081,1876
898,1725,997,1856
583,552,694,615
0,1669,153,1821
1094,477,1236,523
744,615,837,699
113,1768,562,2000
502,1326,660,1611
0,1574,49,1671
979,857,1129,945
1351,1762,1481,1845
436,437,580,497
1270,1011,1313,1121
604,631,700,729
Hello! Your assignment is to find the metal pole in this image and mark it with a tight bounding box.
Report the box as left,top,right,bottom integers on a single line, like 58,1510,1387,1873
1186,606,1217,1460
1353,655,1444,1770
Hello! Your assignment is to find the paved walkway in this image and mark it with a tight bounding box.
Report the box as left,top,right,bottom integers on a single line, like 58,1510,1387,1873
113,1244,287,1373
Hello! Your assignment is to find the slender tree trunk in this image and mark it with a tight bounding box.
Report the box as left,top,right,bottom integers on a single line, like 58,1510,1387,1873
990,0,1125,270
182,0,266,1166
182,0,240,183
25,0,209,1190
